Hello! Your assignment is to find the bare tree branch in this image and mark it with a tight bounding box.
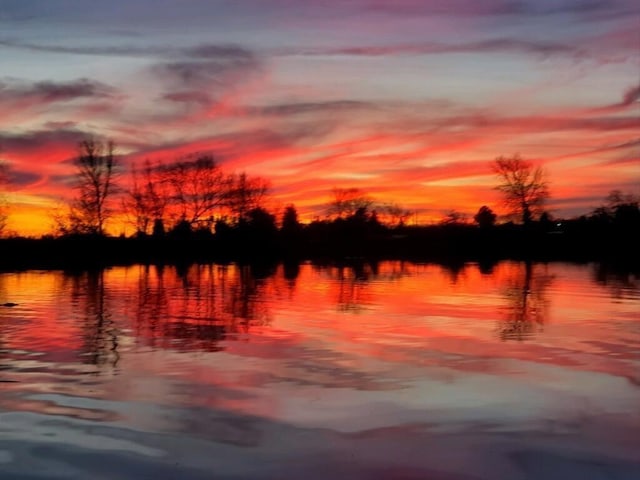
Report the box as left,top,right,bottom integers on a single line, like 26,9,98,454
493,154,549,224
66,138,119,235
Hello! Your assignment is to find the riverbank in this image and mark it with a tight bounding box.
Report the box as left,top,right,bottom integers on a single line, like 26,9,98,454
0,221,638,272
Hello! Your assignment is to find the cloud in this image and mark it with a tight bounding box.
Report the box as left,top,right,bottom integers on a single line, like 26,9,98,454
0,38,162,57
366,0,635,19
162,91,213,106
126,127,303,165
0,38,258,61
0,38,262,127
44,121,78,129
7,169,41,188
366,0,516,16
1,35,584,63
280,38,583,59
149,44,262,116
0,78,115,103
621,84,640,106
0,128,86,159
155,46,260,89
0,128,90,197
540,0,640,20
585,82,640,114
256,100,375,116
0,79,120,127
183,44,256,61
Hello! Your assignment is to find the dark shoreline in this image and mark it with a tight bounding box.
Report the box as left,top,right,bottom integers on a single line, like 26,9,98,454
1,222,638,273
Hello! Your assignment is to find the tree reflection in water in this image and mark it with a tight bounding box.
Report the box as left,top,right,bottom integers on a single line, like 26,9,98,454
592,263,639,300
316,260,411,313
497,262,555,341
67,270,120,368
282,261,300,296
132,264,272,353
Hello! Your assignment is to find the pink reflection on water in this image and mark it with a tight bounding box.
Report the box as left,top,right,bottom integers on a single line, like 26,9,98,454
0,261,638,479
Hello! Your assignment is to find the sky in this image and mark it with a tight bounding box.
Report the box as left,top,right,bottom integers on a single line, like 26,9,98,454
0,0,638,236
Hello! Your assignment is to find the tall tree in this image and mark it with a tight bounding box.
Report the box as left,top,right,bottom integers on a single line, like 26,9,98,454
226,172,270,223
440,210,468,226
281,204,301,232
591,189,640,227
0,159,8,236
328,187,373,219
123,160,169,235
474,205,497,228
67,138,119,235
493,154,549,225
160,154,227,228
381,203,412,228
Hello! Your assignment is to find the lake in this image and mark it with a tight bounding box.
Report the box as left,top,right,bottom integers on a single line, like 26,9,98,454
0,261,638,480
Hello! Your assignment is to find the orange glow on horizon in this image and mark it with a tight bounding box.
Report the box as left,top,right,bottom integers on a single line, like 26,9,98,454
1,1,637,237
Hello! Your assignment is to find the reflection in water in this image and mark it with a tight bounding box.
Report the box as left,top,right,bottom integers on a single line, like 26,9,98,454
333,265,374,313
592,263,640,300
0,261,638,480
498,262,554,341
315,260,411,313
131,264,272,353
68,270,120,368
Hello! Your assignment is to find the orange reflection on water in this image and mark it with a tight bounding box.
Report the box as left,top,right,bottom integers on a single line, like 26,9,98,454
1,261,638,393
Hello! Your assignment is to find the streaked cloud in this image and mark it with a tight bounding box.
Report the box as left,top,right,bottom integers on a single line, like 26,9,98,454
0,128,88,156
280,38,583,58
0,0,638,235
621,84,640,106
0,78,116,103
366,0,634,18
255,100,376,117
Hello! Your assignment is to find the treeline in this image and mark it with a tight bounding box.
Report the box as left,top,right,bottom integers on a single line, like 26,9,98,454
0,140,639,269
50,140,271,237
0,197,638,271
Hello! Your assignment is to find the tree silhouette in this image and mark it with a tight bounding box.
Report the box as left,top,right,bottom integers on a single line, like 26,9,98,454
122,156,271,235
159,154,228,229
604,190,640,225
328,187,373,219
589,189,640,232
123,160,169,236
70,270,120,368
0,159,8,236
226,172,270,224
440,210,468,226
281,204,301,232
246,207,277,234
63,138,119,235
498,262,553,341
474,205,497,228
493,154,549,225
381,203,412,227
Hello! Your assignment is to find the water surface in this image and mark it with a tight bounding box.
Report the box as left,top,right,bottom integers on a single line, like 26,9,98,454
1,261,638,479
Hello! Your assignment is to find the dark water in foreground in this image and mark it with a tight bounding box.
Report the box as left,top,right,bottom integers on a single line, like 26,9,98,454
0,261,638,480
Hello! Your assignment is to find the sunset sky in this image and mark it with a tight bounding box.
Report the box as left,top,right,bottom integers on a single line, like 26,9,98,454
1,0,638,236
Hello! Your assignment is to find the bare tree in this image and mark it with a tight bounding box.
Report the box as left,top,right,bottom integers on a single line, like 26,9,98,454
590,189,640,227
160,154,228,228
493,154,549,225
65,138,119,235
604,190,639,212
440,210,468,226
381,202,412,227
123,160,169,235
0,159,8,236
226,172,270,223
328,187,373,219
